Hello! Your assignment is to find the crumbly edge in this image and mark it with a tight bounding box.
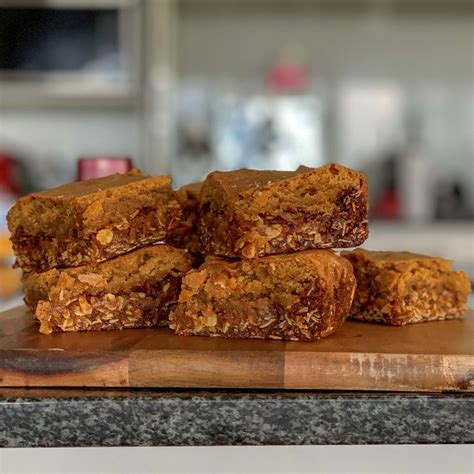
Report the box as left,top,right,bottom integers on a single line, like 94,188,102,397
345,253,471,326
11,200,182,273
35,276,182,334
199,177,238,256
169,184,202,255
200,174,368,258
23,245,192,308
169,253,355,341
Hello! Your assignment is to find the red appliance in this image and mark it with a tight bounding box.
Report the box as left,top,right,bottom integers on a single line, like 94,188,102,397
0,154,20,196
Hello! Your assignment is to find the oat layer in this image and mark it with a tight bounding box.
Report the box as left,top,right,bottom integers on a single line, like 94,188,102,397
23,244,192,334
170,250,356,341
342,249,472,325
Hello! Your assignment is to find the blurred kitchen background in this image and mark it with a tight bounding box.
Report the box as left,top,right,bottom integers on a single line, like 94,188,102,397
0,0,473,309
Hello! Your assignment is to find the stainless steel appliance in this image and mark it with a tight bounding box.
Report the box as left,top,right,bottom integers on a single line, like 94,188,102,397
0,0,141,106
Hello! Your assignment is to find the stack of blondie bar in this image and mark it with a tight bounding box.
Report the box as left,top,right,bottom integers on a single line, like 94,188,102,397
169,163,470,335
169,164,369,341
8,170,193,334
8,164,471,338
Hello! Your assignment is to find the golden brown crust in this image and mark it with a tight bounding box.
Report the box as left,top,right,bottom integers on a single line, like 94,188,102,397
342,249,472,325
23,244,192,334
169,250,356,341
199,163,368,259
8,170,182,273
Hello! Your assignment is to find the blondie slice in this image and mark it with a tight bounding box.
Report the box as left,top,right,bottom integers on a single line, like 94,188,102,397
23,245,192,334
8,170,182,272
199,163,368,259
169,182,202,255
170,250,356,341
342,249,471,325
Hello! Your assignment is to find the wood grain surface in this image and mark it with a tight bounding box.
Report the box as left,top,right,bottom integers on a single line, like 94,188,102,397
0,306,473,391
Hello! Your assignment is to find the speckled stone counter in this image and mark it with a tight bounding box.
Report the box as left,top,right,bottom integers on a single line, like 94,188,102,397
0,389,472,447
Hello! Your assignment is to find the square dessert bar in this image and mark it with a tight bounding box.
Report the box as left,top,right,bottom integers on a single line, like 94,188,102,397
169,182,202,255
23,244,192,334
169,250,356,341
342,249,472,326
8,170,182,273
199,163,369,259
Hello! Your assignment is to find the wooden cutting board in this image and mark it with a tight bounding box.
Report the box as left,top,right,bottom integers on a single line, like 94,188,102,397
0,306,473,392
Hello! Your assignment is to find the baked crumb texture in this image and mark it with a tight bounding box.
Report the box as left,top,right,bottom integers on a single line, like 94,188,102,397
343,249,471,326
199,163,369,259
8,170,182,273
170,250,356,341
23,245,192,334
169,182,203,255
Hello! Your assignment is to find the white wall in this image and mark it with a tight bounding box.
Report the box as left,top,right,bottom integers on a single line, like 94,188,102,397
0,109,142,189
178,7,473,81
177,6,474,203
0,6,472,190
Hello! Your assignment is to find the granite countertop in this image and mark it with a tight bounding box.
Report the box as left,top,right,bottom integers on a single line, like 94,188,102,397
0,389,472,447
